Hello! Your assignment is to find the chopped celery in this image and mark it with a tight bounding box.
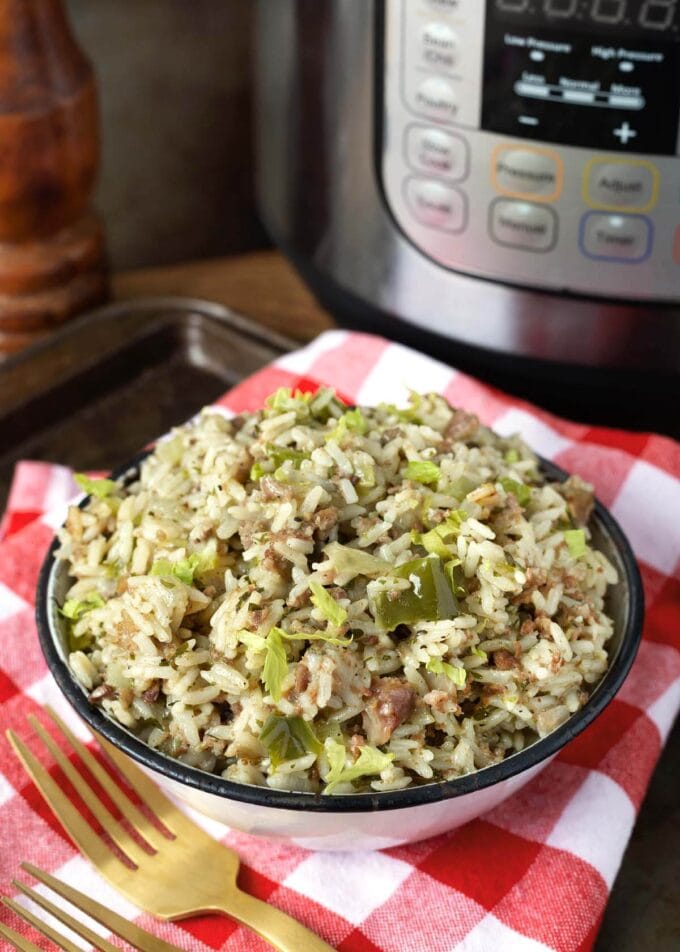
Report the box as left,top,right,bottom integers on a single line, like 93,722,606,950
262,628,288,703
324,741,394,794
265,444,308,468
60,592,105,620
274,626,353,648
564,529,587,559
74,473,117,499
499,477,531,507
322,542,390,580
426,656,467,686
260,714,322,768
309,582,348,627
238,630,267,652
150,550,218,586
404,460,441,485
326,407,367,442
60,592,104,652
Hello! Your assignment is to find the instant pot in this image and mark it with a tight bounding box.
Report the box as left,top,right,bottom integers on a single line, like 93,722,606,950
255,1,680,423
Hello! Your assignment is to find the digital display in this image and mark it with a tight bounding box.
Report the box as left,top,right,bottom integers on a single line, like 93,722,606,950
494,1,680,34
483,0,680,153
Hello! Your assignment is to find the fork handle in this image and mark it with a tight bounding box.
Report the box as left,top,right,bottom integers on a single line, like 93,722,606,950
213,888,335,952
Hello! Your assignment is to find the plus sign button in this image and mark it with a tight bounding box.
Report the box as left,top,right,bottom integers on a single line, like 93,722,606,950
613,122,638,145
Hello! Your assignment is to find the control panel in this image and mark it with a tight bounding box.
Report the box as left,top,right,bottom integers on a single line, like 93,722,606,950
381,0,680,301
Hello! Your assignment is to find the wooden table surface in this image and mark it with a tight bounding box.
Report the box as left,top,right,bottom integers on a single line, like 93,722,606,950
115,250,678,952
113,250,335,343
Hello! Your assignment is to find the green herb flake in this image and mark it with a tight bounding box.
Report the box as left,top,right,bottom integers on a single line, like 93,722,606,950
309,582,348,628
260,713,323,768
426,656,467,686
74,473,118,499
505,449,520,464
499,477,531,507
262,628,288,703
470,646,488,662
564,528,587,559
324,741,394,795
250,462,266,481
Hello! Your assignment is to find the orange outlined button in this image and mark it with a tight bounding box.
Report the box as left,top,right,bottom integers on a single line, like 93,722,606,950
491,145,563,203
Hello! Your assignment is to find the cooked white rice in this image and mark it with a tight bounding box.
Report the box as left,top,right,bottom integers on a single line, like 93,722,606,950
56,389,617,795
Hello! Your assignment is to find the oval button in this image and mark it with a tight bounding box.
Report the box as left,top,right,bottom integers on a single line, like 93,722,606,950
426,0,463,9
420,22,458,71
584,160,658,212
580,213,652,262
489,200,557,252
413,76,459,123
492,147,562,202
405,178,467,232
405,125,469,181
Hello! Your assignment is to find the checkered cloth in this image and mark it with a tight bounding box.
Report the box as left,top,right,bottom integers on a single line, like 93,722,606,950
1,330,678,952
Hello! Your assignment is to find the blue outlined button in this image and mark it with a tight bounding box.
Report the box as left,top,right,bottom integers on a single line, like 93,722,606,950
579,213,653,263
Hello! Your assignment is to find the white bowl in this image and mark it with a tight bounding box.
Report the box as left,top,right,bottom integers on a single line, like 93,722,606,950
36,458,643,850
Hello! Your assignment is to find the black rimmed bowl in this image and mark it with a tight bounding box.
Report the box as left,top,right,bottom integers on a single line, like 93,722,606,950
36,455,644,850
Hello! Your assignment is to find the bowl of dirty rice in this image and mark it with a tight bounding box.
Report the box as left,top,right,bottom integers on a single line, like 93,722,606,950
37,388,643,850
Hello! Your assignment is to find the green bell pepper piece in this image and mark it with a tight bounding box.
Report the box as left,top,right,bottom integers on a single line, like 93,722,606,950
369,555,459,631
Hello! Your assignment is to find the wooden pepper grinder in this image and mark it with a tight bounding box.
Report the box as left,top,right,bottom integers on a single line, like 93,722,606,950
0,0,108,354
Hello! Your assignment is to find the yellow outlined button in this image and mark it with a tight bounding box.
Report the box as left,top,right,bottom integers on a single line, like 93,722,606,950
583,158,659,213
491,145,563,203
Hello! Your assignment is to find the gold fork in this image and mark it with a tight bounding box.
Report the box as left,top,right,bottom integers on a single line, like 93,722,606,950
7,708,333,952
1,861,184,951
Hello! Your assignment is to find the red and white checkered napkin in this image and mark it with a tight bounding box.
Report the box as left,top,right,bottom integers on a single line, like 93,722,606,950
0,330,678,952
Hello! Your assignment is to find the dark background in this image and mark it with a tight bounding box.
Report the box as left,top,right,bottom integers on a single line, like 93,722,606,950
65,0,266,269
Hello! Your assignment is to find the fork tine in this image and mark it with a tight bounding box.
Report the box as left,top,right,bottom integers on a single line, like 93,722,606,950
27,716,150,865
22,864,183,952
1,897,82,952
44,706,171,851
94,731,197,839
11,881,120,952
6,730,126,870
0,921,42,952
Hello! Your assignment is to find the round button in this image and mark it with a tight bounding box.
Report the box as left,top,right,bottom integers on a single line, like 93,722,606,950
413,76,458,123
420,22,458,71
405,125,469,180
405,178,467,233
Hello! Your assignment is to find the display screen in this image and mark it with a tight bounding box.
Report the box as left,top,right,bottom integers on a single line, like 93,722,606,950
494,0,679,34
482,1,680,153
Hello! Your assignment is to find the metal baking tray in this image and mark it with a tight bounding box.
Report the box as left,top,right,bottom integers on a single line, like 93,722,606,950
0,297,293,505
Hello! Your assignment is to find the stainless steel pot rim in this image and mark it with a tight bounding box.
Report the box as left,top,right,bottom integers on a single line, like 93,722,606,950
36,451,644,814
